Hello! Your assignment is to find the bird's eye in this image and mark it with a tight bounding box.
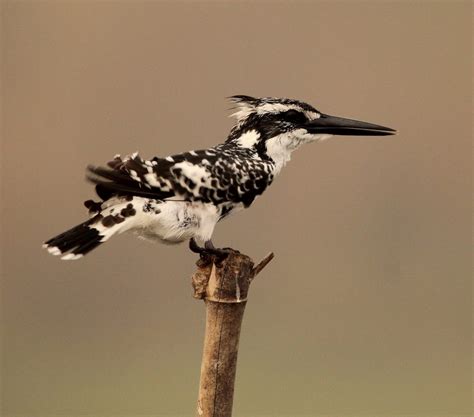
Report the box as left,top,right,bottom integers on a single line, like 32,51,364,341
281,110,307,124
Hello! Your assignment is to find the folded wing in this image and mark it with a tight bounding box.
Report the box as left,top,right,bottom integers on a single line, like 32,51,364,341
87,147,273,207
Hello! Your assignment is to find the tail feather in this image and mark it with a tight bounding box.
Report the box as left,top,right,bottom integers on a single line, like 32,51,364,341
44,196,152,260
43,218,103,260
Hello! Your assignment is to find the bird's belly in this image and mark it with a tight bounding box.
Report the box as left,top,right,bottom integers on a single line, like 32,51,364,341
128,199,220,244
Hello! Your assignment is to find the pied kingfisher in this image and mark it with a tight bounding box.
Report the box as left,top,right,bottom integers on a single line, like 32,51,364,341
44,95,396,260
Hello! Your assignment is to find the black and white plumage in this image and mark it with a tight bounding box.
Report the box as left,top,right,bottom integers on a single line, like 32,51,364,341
44,95,395,260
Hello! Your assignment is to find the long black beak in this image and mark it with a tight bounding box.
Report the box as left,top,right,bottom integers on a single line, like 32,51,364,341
305,113,396,136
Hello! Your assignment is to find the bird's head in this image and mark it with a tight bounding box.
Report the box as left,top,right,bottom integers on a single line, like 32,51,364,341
226,95,396,165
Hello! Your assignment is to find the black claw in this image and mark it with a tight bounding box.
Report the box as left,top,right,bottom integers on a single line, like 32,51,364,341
189,238,203,254
222,247,239,253
209,248,231,262
204,240,216,250
189,238,231,262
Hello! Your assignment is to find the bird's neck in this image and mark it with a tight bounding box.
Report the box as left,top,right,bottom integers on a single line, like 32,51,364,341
263,133,303,174
260,131,333,174
227,129,301,175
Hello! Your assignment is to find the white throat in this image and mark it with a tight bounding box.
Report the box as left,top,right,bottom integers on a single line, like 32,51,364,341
265,131,333,174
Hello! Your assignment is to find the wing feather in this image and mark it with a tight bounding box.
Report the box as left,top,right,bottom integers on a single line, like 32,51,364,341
86,147,273,206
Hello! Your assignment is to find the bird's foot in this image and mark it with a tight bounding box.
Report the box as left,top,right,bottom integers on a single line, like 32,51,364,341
189,238,233,262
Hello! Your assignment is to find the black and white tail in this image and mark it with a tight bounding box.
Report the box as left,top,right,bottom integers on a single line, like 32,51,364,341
43,197,141,260
43,217,104,260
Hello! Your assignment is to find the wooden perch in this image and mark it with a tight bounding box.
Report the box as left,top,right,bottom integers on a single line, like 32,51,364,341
192,249,274,417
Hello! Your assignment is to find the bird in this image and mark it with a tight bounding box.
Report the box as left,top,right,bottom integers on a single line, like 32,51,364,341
43,95,396,260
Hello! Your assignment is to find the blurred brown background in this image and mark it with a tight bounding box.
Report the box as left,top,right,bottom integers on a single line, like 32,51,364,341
1,1,471,416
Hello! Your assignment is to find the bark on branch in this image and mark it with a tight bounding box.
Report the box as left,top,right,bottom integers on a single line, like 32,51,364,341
192,249,274,417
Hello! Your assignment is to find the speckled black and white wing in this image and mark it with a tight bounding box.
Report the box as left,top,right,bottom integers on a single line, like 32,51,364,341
87,145,275,208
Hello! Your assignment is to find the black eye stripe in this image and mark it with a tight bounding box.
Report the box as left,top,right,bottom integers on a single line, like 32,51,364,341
280,110,307,124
